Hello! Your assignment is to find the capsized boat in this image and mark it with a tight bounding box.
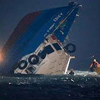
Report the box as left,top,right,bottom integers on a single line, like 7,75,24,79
13,34,75,75
0,2,81,75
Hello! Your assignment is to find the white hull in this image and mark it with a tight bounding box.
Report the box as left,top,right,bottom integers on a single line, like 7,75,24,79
14,34,74,75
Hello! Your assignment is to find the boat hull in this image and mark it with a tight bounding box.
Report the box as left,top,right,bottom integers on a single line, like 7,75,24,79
94,67,100,75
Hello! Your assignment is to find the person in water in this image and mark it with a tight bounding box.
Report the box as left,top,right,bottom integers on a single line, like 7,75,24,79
69,69,74,75
90,59,100,71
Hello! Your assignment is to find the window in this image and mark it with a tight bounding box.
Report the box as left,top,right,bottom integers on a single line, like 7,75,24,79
53,43,61,50
44,45,54,54
38,45,54,58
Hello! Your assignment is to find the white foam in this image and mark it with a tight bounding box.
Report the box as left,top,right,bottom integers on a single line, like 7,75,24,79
67,70,98,76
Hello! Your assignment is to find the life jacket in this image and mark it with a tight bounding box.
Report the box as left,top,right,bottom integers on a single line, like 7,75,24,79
92,61,100,68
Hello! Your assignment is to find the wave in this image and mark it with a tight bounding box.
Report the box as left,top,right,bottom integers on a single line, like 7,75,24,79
67,70,98,76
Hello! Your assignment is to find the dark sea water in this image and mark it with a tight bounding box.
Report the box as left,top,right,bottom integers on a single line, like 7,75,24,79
0,71,100,100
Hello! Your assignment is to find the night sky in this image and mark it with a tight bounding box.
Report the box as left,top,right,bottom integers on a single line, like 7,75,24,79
0,0,100,70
